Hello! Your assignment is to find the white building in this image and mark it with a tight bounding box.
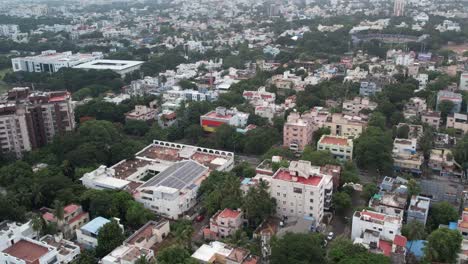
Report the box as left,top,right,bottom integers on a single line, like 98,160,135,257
73,60,144,77
0,221,36,251
39,235,80,264
0,24,20,37
351,209,403,242
12,50,103,73
460,72,468,91
0,238,58,264
76,217,114,249
270,160,333,224
317,135,354,161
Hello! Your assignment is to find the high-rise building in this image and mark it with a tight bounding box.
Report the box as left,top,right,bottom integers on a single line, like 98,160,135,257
393,0,406,16
0,87,75,156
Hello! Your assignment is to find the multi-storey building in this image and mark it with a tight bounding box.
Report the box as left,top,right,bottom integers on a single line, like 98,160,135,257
0,238,59,264
324,113,367,139
447,113,468,134
11,50,103,73
359,81,382,97
125,105,157,122
39,235,80,264
41,204,89,240
421,111,441,130
283,112,314,152
369,193,407,219
406,195,430,226
0,221,36,251
458,211,468,239
317,135,353,161
200,107,249,133
392,138,423,174
342,97,377,115
436,90,463,113
270,160,333,224
204,209,243,240
429,148,462,177
0,87,75,157
351,209,402,242
403,97,427,119
394,0,406,16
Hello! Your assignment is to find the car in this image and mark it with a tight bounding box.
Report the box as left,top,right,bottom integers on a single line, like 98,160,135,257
327,232,334,240
195,214,205,222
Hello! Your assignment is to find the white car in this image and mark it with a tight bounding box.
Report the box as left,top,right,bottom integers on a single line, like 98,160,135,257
327,232,334,240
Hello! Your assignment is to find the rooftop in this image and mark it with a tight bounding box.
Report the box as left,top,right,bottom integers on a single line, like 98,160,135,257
273,169,323,186
80,217,110,235
217,208,241,219
2,239,50,263
318,135,351,146
73,59,144,71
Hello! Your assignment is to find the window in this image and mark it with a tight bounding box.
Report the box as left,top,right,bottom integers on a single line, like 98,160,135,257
293,187,302,194
277,192,280,196
310,199,314,203
389,231,393,234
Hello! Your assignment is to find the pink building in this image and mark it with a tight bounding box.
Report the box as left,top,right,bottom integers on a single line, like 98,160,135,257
283,112,314,152
204,208,243,240
41,204,89,239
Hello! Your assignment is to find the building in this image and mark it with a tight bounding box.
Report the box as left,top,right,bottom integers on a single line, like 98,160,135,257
242,87,275,106
404,97,427,119
0,221,36,251
0,88,75,157
204,209,243,240
392,138,423,175
428,149,462,177
342,97,377,115
324,113,367,139
158,110,177,127
351,210,403,242
283,112,314,152
406,195,430,226
76,217,113,249
447,113,468,134
73,59,144,77
359,81,382,97
317,135,353,161
421,111,441,130
270,160,333,224
135,160,209,219
191,241,258,264
436,90,463,113
460,72,468,91
458,211,468,239
200,107,249,133
0,238,58,264
11,50,103,73
125,105,157,122
102,220,170,264
39,235,80,264
368,193,407,219
41,204,89,240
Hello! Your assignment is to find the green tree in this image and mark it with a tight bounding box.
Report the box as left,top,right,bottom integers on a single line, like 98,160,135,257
125,201,154,229
401,221,427,241
184,124,204,144
199,171,243,216
327,237,391,264
242,181,276,227
354,127,393,176
454,134,468,169
362,183,378,202
156,245,197,264
124,120,150,137
332,192,352,213
368,112,387,130
396,124,409,139
75,249,98,264
232,162,256,178
301,146,338,166
428,202,459,231
438,100,456,121
171,220,194,249
96,219,125,257
407,179,421,197
424,228,462,263
270,232,325,264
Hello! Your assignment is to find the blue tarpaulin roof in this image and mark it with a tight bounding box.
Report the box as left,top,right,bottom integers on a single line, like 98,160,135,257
80,216,110,235
406,240,426,259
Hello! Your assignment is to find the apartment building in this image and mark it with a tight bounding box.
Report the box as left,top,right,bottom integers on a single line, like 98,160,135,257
436,90,463,113
242,87,275,106
351,210,403,242
421,111,441,130
406,195,430,226
359,81,382,97
39,235,80,264
324,113,367,139
0,88,75,157
342,97,377,115
125,105,157,122
102,220,170,264
204,209,243,240
392,138,423,174
317,135,353,161
458,211,468,239
283,112,314,152
460,72,468,91
447,113,468,134
368,193,407,219
12,50,103,73
200,107,249,133
41,204,89,240
270,160,333,224
0,238,59,264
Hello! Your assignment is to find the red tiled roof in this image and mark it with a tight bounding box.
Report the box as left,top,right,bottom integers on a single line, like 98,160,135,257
69,212,88,224
3,240,49,264
361,210,385,221
64,204,80,215
393,235,407,248
379,240,392,256
218,208,241,219
319,136,349,146
273,170,323,186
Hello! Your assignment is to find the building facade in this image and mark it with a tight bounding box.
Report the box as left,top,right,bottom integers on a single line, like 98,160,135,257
317,135,353,161
283,112,314,152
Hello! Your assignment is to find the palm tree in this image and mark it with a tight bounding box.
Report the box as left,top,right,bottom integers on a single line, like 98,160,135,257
53,200,65,234
31,215,44,238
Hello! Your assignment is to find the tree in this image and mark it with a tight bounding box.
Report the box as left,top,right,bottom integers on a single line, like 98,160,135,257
171,220,194,249
156,245,197,264
124,120,150,137
332,192,352,213
242,181,276,227
125,201,154,229
407,179,421,197
354,127,393,176
454,134,468,170
301,147,338,166
401,221,427,241
31,214,45,237
361,183,378,202
327,237,391,264
438,100,456,122
96,219,125,257
184,124,203,144
232,162,256,178
199,171,243,216
313,127,331,146
75,250,98,264
428,201,459,231
396,124,409,139
424,228,462,263
270,232,325,264
368,112,387,130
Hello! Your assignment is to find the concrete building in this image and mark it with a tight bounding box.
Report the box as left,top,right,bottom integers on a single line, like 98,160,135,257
204,209,243,240
39,235,80,264
0,238,59,264
458,211,468,239
200,107,249,133
403,97,427,119
73,60,144,77
351,210,403,242
359,81,382,97
270,160,333,224
368,193,407,219
392,138,423,174
125,105,157,122
421,111,441,130
0,88,75,157
76,217,116,249
342,97,377,115
11,50,103,73
191,241,259,264
436,90,463,113
102,220,170,264
428,148,462,177
0,221,36,251
324,113,367,139
447,113,468,134
317,135,353,161
41,204,89,240
406,195,430,226
283,112,314,152
460,72,468,91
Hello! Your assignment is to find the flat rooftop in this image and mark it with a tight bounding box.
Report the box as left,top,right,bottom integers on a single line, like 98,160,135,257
3,240,50,263
73,59,144,71
273,169,323,186
319,136,350,146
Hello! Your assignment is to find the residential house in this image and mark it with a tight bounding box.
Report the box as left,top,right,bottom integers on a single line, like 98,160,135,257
204,209,243,240
342,97,377,115
41,204,89,240
317,135,353,161
447,113,468,134
407,195,430,226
